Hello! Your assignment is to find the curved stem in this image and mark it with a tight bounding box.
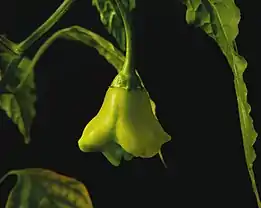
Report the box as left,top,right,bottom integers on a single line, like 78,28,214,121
16,28,68,90
113,0,134,75
18,0,75,52
0,172,9,186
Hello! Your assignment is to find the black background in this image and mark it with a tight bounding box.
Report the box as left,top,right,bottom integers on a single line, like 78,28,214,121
0,0,260,207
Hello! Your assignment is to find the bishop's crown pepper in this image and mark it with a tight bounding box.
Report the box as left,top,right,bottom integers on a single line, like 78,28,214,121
78,70,171,166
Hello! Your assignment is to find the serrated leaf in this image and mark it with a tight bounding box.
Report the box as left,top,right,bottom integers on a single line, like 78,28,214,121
182,0,261,206
0,53,36,144
92,0,135,51
4,168,93,208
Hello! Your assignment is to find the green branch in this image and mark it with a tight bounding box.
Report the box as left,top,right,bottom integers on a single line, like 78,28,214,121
113,0,134,75
0,35,20,55
16,29,66,90
0,172,9,186
18,0,76,52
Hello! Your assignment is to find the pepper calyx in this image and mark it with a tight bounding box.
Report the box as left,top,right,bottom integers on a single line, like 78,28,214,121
110,70,143,90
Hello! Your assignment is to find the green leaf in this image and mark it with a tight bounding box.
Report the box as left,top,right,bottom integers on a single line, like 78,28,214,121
2,168,93,208
92,0,136,51
0,53,36,144
182,0,261,206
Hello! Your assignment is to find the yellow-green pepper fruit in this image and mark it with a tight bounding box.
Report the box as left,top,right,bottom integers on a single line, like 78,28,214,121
78,71,171,166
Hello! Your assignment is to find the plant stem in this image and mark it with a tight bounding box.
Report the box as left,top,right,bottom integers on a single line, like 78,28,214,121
16,28,68,90
113,0,134,76
0,35,20,55
0,173,9,186
18,0,75,52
